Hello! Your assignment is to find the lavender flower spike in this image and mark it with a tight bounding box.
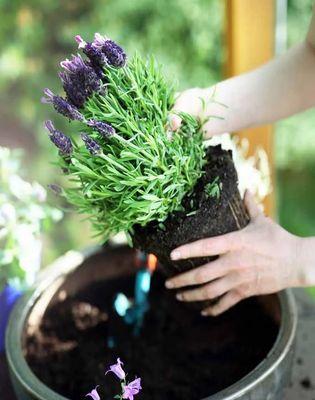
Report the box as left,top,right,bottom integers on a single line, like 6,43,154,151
122,378,142,400
44,120,73,155
41,88,84,121
106,358,126,380
102,39,126,68
92,33,126,68
59,54,101,108
86,386,101,400
75,35,87,49
88,120,115,138
60,53,86,72
93,32,107,49
75,35,107,71
81,134,101,155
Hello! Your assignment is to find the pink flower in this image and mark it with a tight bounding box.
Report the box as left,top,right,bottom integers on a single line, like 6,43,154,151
106,358,126,380
122,378,142,400
86,386,100,400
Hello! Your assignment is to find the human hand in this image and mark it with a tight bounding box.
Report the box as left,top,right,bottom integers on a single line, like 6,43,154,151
165,191,304,316
169,86,228,138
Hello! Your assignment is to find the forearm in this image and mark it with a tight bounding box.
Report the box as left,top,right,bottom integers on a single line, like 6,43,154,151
296,236,315,287
202,41,315,137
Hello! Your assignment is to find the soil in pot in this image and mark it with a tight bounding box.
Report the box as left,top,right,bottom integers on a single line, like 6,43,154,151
25,266,278,400
133,145,249,278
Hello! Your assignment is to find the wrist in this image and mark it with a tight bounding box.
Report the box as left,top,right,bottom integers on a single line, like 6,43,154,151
293,236,315,287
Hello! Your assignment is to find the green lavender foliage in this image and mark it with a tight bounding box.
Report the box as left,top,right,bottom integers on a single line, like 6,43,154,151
61,55,205,241
205,176,222,200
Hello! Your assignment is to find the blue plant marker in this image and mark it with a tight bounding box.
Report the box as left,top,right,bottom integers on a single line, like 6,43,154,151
114,293,131,317
134,268,151,305
112,251,155,337
0,284,22,352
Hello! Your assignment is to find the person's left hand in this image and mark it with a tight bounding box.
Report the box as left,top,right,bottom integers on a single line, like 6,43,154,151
165,191,302,316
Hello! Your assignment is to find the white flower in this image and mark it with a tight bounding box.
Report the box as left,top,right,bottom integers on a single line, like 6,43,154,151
32,182,47,203
14,224,42,286
9,174,33,200
0,203,16,225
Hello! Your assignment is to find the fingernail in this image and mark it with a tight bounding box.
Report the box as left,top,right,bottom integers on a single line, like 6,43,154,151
176,293,183,301
170,250,180,260
165,280,174,289
201,310,208,317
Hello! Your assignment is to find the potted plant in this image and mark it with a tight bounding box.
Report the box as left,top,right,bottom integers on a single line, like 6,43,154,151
41,33,249,284
0,146,62,352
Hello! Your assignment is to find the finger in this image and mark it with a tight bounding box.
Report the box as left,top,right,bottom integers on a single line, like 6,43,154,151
177,273,240,302
170,232,241,261
165,255,233,289
201,290,242,316
244,190,261,220
169,93,190,131
169,113,182,131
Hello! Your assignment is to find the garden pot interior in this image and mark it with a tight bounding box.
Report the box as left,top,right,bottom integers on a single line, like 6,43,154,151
6,245,297,400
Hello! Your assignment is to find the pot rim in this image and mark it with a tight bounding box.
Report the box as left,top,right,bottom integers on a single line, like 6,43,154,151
6,245,298,400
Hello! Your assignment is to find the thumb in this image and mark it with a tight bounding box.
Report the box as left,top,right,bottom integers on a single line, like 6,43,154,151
169,113,182,131
244,190,261,219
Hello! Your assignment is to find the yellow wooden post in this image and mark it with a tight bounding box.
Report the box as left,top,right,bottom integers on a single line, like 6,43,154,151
225,0,275,216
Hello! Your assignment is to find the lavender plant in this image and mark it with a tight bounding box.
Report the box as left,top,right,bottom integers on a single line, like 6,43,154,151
42,33,205,242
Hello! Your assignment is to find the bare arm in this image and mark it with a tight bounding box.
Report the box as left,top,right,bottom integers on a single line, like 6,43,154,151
165,7,315,315
171,7,315,138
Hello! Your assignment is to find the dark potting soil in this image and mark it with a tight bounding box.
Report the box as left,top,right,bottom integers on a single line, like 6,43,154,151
25,271,278,400
133,145,249,278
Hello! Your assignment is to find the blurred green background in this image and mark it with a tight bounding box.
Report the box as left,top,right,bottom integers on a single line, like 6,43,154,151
0,0,314,265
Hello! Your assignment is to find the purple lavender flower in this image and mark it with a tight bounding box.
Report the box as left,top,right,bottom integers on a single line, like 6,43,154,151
92,33,107,49
81,133,101,155
87,120,115,138
102,39,126,68
86,386,100,400
92,33,126,68
41,88,84,121
44,120,73,155
59,54,101,108
75,35,107,72
106,358,126,380
122,378,142,400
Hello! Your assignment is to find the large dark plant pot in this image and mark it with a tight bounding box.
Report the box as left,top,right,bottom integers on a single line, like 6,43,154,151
6,245,297,400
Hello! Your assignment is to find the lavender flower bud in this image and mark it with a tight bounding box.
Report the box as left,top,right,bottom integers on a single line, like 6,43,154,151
87,119,115,138
44,120,73,155
81,133,101,155
102,39,126,68
41,88,84,121
92,32,107,49
92,33,126,68
59,54,102,108
75,35,107,72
